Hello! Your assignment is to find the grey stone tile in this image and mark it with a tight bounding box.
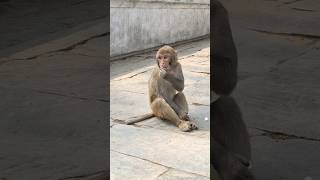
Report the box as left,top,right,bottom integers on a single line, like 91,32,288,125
111,151,168,180
110,125,210,177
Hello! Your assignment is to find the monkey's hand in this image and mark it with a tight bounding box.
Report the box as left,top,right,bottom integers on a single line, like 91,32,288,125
178,111,191,121
159,68,168,79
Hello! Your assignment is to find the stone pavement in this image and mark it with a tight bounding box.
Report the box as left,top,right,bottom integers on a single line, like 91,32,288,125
0,21,108,180
110,38,210,179
220,0,320,179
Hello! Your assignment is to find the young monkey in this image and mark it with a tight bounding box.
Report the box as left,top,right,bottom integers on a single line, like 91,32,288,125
148,45,197,132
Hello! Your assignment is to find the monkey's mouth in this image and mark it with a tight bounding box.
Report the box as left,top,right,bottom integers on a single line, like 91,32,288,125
160,66,169,70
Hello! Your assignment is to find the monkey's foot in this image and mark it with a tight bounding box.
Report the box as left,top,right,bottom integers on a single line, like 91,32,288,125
190,121,198,130
178,121,198,132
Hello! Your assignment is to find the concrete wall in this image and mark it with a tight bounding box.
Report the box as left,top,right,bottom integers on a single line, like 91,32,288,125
110,0,210,57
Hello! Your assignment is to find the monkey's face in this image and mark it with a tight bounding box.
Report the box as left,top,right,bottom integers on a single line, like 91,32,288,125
157,53,171,70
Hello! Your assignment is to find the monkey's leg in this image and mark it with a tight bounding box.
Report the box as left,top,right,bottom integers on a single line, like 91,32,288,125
151,98,181,125
151,98,194,132
173,92,188,113
173,92,197,129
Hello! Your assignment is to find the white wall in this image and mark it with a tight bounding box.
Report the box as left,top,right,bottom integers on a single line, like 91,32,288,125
110,0,210,57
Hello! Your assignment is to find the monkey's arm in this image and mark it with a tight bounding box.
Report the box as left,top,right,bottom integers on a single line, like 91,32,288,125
163,95,182,114
161,64,184,91
211,0,237,95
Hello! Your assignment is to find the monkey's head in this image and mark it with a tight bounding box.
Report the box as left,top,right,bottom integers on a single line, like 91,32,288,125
156,45,178,70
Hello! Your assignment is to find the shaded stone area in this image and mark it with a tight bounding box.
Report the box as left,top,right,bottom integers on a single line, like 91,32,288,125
110,125,210,179
0,22,108,179
221,0,320,37
219,0,320,179
251,135,320,180
0,0,107,58
233,26,320,139
110,38,210,179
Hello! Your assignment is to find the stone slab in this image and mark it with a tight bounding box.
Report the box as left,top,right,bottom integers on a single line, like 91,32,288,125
158,169,210,180
110,151,167,180
0,133,107,180
0,25,108,179
220,0,320,37
232,26,320,139
3,22,107,60
110,125,210,177
251,136,320,180
0,37,108,101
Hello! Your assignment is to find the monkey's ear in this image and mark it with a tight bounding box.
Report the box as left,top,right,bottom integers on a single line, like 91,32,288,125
175,50,178,60
155,51,160,67
172,50,178,64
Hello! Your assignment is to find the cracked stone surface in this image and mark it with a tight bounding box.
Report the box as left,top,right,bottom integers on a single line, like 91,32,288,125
0,21,108,179
0,0,107,58
110,38,210,179
230,13,320,140
220,0,320,37
220,1,320,179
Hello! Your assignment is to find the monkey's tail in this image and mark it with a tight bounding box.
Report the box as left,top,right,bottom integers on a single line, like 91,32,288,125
126,113,154,125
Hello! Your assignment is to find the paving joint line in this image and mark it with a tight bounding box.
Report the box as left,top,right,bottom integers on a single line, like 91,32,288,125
253,127,320,142
110,150,209,178
2,32,108,64
58,170,106,180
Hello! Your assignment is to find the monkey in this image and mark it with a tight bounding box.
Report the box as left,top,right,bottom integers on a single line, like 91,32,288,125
149,45,197,132
211,0,254,179
125,45,197,132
